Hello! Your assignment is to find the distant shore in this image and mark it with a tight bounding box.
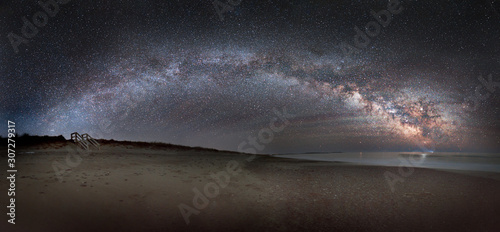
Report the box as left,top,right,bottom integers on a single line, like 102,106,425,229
1,140,500,231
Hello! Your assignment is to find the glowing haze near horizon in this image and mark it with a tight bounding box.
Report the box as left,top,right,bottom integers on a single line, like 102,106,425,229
1,0,499,153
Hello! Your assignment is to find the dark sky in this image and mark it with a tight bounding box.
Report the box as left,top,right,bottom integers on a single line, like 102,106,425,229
1,0,499,153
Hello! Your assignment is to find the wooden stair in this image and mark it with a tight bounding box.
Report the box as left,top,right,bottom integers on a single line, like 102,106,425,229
71,132,100,150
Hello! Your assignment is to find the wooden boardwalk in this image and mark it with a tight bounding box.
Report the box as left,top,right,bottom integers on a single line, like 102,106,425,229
70,132,100,150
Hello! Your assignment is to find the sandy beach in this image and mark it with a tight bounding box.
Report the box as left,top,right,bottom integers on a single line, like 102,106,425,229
2,140,500,232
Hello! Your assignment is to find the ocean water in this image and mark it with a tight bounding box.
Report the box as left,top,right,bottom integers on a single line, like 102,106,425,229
274,152,500,173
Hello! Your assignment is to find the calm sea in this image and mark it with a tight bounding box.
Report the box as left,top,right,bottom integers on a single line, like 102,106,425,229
274,152,500,173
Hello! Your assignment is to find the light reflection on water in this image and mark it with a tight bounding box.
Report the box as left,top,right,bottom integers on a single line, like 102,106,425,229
274,152,500,173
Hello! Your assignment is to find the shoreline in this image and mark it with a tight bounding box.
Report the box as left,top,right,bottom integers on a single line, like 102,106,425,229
2,143,500,231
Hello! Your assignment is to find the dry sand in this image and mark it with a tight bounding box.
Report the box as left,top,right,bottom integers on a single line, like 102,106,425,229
1,141,500,232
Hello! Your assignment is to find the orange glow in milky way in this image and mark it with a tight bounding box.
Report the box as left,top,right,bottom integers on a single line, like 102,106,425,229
296,79,457,145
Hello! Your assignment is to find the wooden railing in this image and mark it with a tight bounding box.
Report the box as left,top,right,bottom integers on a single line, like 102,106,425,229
71,132,100,150
82,133,100,150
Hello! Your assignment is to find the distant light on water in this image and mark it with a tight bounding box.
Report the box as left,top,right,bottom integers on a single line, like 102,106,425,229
276,152,500,173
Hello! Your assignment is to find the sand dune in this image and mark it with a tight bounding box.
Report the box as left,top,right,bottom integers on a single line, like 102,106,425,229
1,138,499,231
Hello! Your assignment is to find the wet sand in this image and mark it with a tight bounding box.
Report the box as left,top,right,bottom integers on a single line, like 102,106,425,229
1,141,500,231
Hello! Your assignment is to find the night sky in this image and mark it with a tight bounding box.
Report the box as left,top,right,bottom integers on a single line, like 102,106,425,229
1,0,499,153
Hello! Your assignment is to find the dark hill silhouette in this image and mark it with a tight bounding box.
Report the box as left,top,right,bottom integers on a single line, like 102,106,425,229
1,134,67,148
0,134,242,154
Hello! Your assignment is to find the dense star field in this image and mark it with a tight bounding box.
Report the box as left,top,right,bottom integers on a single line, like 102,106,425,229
0,0,499,153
